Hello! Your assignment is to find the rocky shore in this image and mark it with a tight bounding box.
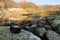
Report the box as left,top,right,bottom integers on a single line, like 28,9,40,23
0,16,60,40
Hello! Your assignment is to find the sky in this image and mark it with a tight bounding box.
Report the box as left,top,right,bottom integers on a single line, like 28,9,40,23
14,0,60,5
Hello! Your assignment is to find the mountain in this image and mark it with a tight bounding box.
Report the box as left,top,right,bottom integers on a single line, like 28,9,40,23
0,0,60,17
38,5,60,12
2,0,38,8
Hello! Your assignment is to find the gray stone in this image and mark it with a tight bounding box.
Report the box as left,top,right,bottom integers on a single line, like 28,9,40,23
36,28,46,37
46,30,60,40
0,26,41,40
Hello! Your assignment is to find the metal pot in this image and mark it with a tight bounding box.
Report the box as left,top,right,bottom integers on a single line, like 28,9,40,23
10,25,21,34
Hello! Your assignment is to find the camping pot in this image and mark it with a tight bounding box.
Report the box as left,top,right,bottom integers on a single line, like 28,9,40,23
10,25,21,34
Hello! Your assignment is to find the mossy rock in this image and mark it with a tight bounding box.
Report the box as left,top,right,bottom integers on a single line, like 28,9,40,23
46,30,60,40
36,28,46,36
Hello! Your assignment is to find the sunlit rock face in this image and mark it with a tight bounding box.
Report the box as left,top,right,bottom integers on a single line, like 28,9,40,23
0,11,3,19
8,8,23,11
8,17,24,24
12,0,26,3
0,2,5,8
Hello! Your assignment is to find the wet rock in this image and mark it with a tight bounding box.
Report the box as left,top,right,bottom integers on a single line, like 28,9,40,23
46,30,60,40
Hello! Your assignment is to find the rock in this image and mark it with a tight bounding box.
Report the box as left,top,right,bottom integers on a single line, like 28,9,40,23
52,20,60,34
46,30,60,40
44,25,51,30
36,28,46,37
55,24,60,34
0,35,9,40
0,26,41,40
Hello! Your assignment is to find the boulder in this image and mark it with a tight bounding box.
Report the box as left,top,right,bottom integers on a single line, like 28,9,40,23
36,28,46,37
46,30,60,40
